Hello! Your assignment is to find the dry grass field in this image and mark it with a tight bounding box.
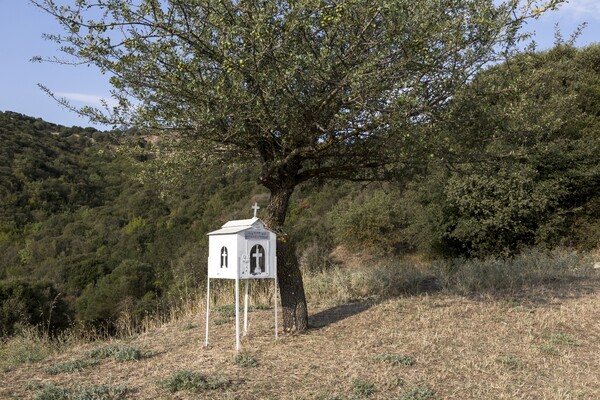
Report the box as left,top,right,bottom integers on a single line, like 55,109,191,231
2,251,600,399
2,280,600,399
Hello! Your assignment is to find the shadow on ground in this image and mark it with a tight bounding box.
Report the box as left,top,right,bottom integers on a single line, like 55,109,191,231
307,273,600,329
309,302,374,329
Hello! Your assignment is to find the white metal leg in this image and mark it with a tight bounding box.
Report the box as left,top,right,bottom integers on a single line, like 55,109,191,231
235,278,240,351
205,278,210,347
243,279,249,336
274,276,278,340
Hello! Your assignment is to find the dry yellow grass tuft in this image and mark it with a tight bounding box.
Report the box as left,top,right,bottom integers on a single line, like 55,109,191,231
2,274,600,399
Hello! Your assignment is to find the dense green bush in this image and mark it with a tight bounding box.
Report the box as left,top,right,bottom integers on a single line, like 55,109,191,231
74,260,156,324
0,112,264,335
330,187,413,255
442,165,557,256
419,44,600,256
0,280,71,336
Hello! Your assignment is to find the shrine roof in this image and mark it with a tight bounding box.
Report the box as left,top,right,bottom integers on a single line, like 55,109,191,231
222,217,262,228
207,226,251,235
207,217,274,236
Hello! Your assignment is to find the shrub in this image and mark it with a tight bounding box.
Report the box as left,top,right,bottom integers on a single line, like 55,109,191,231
181,322,195,330
549,332,580,347
351,379,376,398
215,304,237,319
233,353,258,367
0,326,57,371
0,280,71,337
87,344,153,362
495,355,523,370
44,359,98,375
156,369,229,393
299,241,336,272
374,352,416,366
331,189,413,255
304,261,436,305
30,383,128,400
435,247,586,294
442,166,555,256
74,260,156,325
305,247,591,304
400,386,437,400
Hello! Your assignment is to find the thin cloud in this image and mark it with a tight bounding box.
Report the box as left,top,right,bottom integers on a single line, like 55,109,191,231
560,0,600,20
54,92,118,108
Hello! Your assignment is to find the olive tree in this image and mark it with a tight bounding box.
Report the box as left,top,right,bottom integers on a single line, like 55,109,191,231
33,0,559,331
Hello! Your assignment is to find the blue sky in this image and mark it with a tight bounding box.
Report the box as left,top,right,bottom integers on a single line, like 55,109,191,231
1,1,599,129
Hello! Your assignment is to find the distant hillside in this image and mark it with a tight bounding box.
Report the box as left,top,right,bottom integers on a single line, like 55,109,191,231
0,111,266,337
0,112,113,230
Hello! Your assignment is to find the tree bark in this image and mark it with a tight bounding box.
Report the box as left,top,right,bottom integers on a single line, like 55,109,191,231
262,187,308,333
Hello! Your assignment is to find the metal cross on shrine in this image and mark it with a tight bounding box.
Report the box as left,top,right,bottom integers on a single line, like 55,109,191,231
252,202,260,218
252,247,262,265
252,247,263,267
221,248,228,268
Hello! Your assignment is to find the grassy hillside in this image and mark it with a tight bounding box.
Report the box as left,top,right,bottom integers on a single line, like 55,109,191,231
1,251,599,399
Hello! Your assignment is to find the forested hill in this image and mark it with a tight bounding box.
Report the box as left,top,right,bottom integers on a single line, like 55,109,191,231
1,112,117,231
0,111,265,336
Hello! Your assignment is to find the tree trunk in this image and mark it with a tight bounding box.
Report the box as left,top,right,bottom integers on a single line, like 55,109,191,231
262,187,308,333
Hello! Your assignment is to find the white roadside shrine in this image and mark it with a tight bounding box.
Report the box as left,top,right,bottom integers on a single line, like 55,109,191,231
204,203,278,351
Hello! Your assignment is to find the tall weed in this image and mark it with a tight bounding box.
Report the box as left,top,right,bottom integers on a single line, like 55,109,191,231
436,248,589,294
0,326,57,372
3,247,594,376
304,260,436,304
304,247,593,303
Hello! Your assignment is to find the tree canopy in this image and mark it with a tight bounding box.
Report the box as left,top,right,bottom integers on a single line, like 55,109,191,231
34,0,559,189
33,0,561,331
